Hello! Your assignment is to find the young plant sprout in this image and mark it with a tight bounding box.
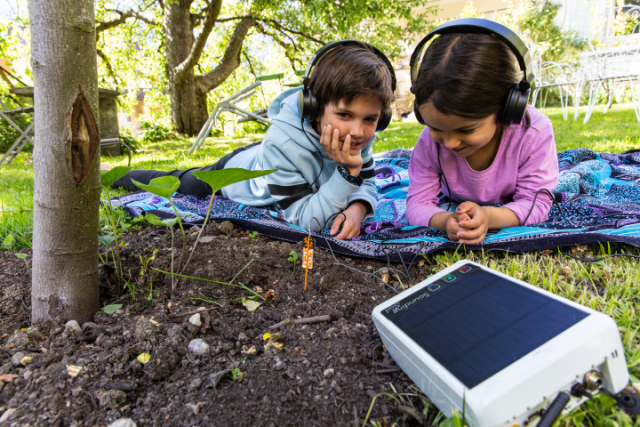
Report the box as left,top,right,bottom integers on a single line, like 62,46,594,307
180,168,277,273
100,166,132,293
288,250,298,275
131,176,187,294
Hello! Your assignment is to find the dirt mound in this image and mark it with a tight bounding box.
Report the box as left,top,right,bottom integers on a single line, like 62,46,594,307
0,221,439,426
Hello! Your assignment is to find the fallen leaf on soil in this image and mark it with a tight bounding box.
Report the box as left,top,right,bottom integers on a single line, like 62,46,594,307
255,286,264,293
265,341,283,351
0,334,6,339
264,289,276,301
380,272,390,284
137,353,151,364
0,374,18,382
20,356,32,365
263,333,271,341
242,299,261,311
418,260,425,267
562,266,572,275
243,346,257,356
67,365,82,377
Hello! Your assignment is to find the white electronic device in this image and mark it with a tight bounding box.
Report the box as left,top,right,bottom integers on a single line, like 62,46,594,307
372,260,629,427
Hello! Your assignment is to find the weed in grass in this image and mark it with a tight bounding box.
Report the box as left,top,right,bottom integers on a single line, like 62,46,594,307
248,230,258,241
288,250,298,275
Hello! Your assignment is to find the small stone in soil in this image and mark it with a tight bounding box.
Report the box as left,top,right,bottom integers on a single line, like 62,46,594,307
11,352,25,367
98,389,127,409
274,361,286,371
207,368,232,389
107,418,137,427
189,313,202,327
64,320,82,336
188,378,202,390
323,368,335,378
188,339,209,355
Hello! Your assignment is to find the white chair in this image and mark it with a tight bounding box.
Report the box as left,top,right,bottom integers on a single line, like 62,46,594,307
531,53,577,120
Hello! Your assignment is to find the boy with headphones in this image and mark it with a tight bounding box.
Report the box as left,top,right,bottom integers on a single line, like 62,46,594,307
114,41,396,239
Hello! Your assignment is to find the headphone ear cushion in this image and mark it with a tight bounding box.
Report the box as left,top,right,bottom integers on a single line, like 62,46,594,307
376,108,393,131
298,88,319,123
414,102,426,125
501,83,530,125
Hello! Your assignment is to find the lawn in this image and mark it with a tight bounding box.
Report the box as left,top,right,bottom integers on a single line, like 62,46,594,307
1,103,640,425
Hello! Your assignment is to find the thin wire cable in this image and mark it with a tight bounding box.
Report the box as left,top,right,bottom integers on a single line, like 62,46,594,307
310,215,408,298
561,252,640,263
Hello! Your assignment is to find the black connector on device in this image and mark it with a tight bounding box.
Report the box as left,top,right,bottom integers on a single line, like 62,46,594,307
599,387,640,415
536,392,571,427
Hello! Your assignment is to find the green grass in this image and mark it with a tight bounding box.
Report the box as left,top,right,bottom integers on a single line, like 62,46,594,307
1,104,640,426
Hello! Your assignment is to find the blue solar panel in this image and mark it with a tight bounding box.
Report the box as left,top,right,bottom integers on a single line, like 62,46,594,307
382,264,589,388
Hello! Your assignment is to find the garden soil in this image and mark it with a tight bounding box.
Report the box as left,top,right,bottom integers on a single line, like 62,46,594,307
0,221,442,427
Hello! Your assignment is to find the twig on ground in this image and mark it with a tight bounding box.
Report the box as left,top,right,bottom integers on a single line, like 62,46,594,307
269,314,331,330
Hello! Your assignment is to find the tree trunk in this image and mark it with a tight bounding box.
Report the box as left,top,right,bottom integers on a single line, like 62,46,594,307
30,0,101,323
165,0,209,136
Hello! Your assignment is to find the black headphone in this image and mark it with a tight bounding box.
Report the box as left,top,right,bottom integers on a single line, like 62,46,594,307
298,40,397,132
409,18,534,126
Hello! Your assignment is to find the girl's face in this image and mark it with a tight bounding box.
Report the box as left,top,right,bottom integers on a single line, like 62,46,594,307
317,94,383,155
418,102,501,161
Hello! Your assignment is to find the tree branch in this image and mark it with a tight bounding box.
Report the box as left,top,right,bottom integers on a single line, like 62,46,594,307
96,9,158,34
174,0,224,82
254,22,299,71
257,18,326,45
96,49,121,89
195,17,256,93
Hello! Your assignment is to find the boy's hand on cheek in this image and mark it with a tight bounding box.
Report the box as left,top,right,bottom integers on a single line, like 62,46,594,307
330,202,367,240
456,202,489,244
320,124,363,176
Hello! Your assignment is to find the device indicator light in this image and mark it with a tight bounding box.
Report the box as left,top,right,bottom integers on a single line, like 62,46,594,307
428,283,440,291
458,265,472,273
443,274,455,282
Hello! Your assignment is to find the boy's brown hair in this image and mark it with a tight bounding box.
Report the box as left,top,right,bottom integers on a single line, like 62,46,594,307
308,43,395,119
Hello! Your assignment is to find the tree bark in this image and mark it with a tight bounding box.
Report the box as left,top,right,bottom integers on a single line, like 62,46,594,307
30,0,101,323
164,0,255,135
165,0,208,135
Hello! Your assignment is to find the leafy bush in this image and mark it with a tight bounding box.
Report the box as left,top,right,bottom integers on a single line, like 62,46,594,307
139,121,173,143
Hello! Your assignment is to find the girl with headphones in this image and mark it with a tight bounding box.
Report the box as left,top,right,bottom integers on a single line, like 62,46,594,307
406,19,559,244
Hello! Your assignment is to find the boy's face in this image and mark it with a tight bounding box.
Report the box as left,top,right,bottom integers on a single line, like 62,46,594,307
317,94,383,155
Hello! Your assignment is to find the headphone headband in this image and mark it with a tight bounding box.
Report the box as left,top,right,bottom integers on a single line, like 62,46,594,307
409,18,533,88
303,39,397,92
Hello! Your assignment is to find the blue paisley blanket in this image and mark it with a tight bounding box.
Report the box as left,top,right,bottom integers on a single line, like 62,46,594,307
111,148,640,263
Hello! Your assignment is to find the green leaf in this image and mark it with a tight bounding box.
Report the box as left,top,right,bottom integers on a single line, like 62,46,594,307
2,233,14,250
15,253,27,260
192,168,278,196
288,250,298,262
143,213,165,226
131,176,180,199
102,303,123,314
101,166,132,188
98,235,115,246
161,218,178,227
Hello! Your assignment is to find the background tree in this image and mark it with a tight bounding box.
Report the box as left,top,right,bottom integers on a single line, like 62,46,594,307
29,0,101,323
93,0,433,135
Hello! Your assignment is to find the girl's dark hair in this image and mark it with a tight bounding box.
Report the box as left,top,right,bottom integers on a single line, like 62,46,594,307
308,43,395,118
413,33,523,123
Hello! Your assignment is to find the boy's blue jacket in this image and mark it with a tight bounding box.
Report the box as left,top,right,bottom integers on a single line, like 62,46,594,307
221,87,378,231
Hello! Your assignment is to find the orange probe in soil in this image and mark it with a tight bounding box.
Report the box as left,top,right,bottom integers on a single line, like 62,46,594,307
302,237,314,291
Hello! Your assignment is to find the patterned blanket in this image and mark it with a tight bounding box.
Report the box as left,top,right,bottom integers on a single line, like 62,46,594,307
111,148,640,263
